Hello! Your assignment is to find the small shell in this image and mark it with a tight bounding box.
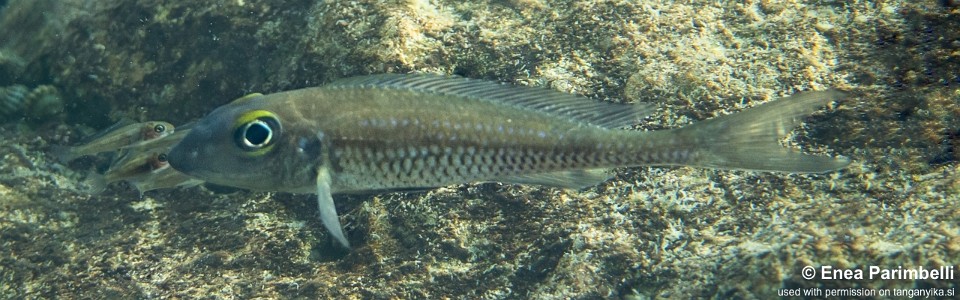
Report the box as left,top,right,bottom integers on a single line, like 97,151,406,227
0,84,29,118
24,84,64,120
0,84,65,122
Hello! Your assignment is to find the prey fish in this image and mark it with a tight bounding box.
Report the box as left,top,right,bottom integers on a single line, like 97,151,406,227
84,150,169,193
83,123,194,194
128,165,203,194
120,125,204,193
53,120,175,162
167,74,849,249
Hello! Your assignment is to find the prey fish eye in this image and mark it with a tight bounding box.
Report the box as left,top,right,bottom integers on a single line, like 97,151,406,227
154,124,166,133
236,118,276,150
150,152,169,169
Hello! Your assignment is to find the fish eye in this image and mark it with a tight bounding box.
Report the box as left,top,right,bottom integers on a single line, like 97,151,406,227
151,153,169,169
154,124,166,133
235,116,281,151
243,121,271,146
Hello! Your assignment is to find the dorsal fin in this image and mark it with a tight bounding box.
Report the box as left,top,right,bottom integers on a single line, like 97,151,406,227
326,74,652,129
230,92,264,104
81,118,137,143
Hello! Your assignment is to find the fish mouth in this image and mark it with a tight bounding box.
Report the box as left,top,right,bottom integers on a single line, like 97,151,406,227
167,142,198,174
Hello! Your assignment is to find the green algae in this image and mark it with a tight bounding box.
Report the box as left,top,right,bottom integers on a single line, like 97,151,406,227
0,0,957,298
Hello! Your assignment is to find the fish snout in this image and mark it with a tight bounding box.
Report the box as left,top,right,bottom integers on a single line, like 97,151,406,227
167,142,199,174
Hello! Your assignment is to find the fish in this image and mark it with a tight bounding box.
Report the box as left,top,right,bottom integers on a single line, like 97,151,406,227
127,166,203,194
167,74,850,249
83,150,169,193
82,123,196,194
118,121,194,152
53,120,175,162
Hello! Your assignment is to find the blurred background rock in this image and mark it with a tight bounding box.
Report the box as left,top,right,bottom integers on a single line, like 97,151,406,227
0,0,957,298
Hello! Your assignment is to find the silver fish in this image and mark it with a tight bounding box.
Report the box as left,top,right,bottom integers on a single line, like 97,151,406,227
53,120,175,162
168,74,849,248
127,165,203,194
120,124,201,193
83,124,193,193
84,150,169,193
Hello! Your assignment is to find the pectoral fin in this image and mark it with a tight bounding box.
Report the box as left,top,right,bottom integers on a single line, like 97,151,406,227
316,167,350,249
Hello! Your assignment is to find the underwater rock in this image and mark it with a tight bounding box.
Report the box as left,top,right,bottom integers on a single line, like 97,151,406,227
1,1,959,299
0,49,25,85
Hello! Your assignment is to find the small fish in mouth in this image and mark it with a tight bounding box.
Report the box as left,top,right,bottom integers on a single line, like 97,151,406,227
126,164,204,194
167,74,850,249
83,150,171,194
52,120,175,162
56,121,201,195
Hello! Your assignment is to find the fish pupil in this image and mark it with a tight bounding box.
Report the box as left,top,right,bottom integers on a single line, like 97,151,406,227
241,120,272,148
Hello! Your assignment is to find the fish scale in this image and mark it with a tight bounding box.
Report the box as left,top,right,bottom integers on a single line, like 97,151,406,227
326,108,695,193
168,74,849,249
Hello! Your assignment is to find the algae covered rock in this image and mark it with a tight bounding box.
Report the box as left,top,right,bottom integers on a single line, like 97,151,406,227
0,0,957,298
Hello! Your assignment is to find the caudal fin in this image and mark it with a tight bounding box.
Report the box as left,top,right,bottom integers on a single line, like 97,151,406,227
81,172,109,194
681,90,849,173
50,145,79,163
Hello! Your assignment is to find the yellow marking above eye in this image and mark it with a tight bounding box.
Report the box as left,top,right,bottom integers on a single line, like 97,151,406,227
234,110,280,157
231,92,264,105
234,109,277,129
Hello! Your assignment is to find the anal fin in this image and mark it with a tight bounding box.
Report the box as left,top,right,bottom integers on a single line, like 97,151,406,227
499,169,612,189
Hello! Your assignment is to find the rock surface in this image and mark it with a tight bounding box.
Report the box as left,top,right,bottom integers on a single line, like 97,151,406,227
0,0,957,298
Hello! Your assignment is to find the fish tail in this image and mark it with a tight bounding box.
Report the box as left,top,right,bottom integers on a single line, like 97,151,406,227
50,145,78,163
130,181,147,199
679,90,849,173
81,172,108,194
129,180,147,197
